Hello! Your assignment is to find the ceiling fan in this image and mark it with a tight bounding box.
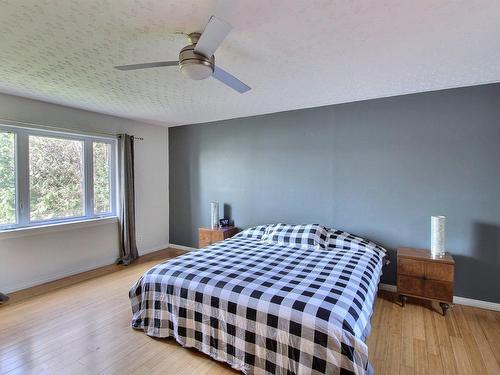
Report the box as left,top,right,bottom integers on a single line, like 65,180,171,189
115,16,251,94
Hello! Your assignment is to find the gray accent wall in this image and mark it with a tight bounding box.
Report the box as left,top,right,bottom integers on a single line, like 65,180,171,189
169,83,500,303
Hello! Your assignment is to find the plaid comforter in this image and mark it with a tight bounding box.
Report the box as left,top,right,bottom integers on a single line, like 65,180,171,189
129,230,385,375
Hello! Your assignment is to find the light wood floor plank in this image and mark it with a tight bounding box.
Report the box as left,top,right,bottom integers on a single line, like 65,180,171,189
1,249,498,375
412,338,428,375
450,336,474,375
423,307,439,356
381,333,401,374
439,344,460,375
427,353,444,375
401,301,414,368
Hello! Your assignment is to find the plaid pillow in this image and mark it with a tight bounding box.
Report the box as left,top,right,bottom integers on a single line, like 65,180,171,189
233,225,269,240
328,229,387,253
262,223,329,250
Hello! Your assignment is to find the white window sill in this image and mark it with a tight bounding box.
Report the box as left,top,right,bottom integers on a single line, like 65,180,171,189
0,216,119,240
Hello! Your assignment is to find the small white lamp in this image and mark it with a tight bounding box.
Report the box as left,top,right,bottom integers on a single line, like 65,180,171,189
431,216,446,258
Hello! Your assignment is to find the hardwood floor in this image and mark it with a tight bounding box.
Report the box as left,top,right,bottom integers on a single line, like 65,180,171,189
1,249,499,375
367,291,500,375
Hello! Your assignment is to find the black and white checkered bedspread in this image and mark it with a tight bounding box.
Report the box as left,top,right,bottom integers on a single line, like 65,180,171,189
129,232,385,375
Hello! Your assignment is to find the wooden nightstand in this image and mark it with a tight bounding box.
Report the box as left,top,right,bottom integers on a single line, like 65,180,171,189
397,247,455,315
198,227,239,248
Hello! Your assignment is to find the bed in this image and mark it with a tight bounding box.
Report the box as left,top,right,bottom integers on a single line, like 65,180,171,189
129,224,386,375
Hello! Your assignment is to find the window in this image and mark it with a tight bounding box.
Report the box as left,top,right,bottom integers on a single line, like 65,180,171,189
0,124,117,230
29,135,85,221
0,131,16,225
93,142,112,215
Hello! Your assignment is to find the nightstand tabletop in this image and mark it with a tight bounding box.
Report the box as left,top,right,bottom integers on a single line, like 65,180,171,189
199,226,237,233
397,247,454,264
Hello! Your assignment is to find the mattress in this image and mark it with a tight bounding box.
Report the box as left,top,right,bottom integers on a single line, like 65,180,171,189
129,229,385,374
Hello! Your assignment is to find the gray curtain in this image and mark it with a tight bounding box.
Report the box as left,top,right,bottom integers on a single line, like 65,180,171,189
117,134,138,265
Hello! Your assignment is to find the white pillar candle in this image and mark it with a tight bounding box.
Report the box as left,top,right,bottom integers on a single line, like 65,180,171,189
431,215,446,257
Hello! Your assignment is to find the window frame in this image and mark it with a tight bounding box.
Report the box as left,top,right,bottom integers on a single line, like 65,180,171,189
0,124,117,231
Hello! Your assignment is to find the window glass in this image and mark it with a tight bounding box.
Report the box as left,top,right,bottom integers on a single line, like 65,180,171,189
93,142,112,214
29,135,84,221
0,131,16,225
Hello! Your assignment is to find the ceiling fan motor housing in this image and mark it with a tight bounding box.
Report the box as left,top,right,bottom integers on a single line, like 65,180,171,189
179,34,215,80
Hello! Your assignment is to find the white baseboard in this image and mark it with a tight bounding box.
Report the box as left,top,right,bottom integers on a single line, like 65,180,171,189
453,296,500,312
4,255,117,293
378,283,500,312
169,243,196,251
379,283,397,292
139,242,171,256
5,243,171,294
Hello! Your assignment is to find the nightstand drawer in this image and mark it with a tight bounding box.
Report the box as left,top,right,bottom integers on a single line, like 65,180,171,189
398,258,425,278
398,275,425,295
425,262,454,282
198,227,239,248
199,231,213,248
424,279,453,302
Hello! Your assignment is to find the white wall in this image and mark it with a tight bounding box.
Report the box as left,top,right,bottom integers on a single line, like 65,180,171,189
0,93,169,293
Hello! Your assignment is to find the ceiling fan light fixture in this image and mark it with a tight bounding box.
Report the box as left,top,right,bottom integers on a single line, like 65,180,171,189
179,44,215,80
180,60,214,80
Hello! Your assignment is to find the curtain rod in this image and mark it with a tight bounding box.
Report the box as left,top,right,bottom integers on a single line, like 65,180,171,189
0,117,144,140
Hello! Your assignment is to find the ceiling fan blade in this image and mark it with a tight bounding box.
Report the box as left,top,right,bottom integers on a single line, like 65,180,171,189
114,61,178,71
212,66,251,93
194,16,232,57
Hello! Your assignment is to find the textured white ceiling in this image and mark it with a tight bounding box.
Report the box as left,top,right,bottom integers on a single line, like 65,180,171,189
0,0,499,126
